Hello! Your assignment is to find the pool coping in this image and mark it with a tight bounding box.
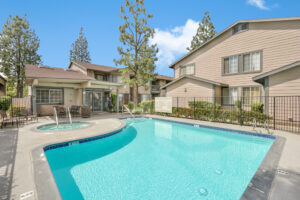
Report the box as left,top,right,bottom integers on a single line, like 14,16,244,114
31,119,127,200
32,116,282,200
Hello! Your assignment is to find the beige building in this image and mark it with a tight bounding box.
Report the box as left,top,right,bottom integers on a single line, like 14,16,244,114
26,61,172,115
162,17,300,109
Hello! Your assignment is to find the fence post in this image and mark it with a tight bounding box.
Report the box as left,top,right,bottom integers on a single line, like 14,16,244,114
239,96,243,126
10,96,13,117
177,97,178,111
273,96,276,130
194,97,195,119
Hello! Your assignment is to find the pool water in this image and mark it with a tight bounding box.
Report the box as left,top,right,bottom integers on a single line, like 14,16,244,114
45,118,274,200
38,122,89,131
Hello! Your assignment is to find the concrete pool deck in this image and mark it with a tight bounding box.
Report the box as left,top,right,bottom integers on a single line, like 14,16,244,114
1,113,300,200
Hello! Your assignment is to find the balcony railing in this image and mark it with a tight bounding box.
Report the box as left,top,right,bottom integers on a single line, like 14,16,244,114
151,85,161,93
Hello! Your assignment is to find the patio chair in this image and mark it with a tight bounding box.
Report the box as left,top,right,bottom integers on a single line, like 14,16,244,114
0,110,17,128
70,105,81,117
20,108,38,123
81,106,91,118
54,106,66,118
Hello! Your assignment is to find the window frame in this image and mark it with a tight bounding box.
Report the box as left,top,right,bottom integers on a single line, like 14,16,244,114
241,86,262,106
222,50,263,76
179,63,195,76
36,87,64,105
232,23,249,35
221,87,238,106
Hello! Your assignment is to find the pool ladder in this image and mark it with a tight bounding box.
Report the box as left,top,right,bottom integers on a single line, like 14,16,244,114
53,107,59,128
123,105,135,119
67,107,72,126
252,118,271,134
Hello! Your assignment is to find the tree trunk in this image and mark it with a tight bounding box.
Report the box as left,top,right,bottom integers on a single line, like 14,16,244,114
134,82,139,107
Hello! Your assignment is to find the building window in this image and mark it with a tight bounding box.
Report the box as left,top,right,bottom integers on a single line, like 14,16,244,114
242,87,260,105
140,94,151,102
223,50,261,75
36,88,63,104
224,55,238,74
179,64,195,76
243,51,261,72
232,23,248,34
110,75,122,83
222,87,238,105
95,74,107,81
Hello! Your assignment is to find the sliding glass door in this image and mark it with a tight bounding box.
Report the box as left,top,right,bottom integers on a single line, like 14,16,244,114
84,90,104,112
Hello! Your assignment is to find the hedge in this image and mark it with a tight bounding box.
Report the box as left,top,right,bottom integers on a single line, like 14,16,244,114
172,107,270,124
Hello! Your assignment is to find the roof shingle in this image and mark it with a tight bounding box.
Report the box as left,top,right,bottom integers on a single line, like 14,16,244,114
72,61,118,72
26,64,93,80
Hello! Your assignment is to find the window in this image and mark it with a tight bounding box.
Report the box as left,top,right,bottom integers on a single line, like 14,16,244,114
140,94,151,102
223,50,261,75
224,55,238,74
36,88,63,104
243,51,261,72
242,87,260,105
95,74,107,81
222,88,238,105
110,75,122,83
179,64,195,76
232,23,248,34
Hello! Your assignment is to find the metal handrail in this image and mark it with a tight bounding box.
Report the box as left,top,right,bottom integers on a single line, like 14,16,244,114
53,107,59,128
67,107,72,126
123,105,135,118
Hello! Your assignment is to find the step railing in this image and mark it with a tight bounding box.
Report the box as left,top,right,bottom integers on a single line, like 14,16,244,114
123,105,135,118
53,107,59,128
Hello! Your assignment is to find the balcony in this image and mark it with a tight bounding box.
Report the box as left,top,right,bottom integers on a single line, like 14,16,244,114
151,85,161,93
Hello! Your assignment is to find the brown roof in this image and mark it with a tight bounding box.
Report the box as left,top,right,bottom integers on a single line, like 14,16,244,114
72,61,118,72
26,64,93,80
156,75,173,81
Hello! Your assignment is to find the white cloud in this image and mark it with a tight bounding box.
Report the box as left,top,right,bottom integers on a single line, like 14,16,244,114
247,0,270,10
150,19,199,68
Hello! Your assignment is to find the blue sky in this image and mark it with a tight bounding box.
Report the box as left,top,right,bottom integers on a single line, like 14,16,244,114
0,0,299,76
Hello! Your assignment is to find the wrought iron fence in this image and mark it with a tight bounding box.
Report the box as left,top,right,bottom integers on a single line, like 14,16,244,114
163,96,300,133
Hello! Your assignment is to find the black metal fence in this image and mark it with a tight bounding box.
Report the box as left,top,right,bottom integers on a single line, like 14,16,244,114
166,96,300,134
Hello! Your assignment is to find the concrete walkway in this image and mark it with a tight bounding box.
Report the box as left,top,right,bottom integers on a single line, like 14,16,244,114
0,114,299,200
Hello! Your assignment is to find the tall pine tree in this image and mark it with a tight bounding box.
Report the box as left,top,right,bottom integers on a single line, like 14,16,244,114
0,15,41,97
70,27,91,63
187,12,216,52
114,0,158,106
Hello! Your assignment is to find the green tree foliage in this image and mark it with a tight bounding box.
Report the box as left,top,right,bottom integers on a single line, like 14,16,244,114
187,12,216,52
0,15,41,97
70,27,91,63
114,0,158,106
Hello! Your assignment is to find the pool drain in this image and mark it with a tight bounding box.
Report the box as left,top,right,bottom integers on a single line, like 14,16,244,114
215,169,223,175
198,187,208,196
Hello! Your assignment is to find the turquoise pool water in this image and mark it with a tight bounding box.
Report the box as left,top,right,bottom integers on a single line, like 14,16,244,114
38,122,89,131
45,118,274,200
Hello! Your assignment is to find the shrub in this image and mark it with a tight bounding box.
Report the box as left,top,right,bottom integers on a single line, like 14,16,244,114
235,100,242,110
188,100,221,110
140,100,154,113
251,103,264,113
0,97,11,111
128,101,135,112
111,94,117,111
10,105,26,116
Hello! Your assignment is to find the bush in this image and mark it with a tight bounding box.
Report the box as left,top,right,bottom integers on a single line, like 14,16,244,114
251,103,264,113
235,100,242,110
171,106,270,125
128,102,135,112
10,105,26,116
111,94,117,111
140,100,154,113
188,100,221,109
0,97,11,111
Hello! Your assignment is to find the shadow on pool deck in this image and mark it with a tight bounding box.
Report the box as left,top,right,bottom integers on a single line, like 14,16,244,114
0,128,18,200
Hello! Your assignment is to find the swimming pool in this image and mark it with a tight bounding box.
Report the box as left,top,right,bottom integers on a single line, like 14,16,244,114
45,118,274,200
